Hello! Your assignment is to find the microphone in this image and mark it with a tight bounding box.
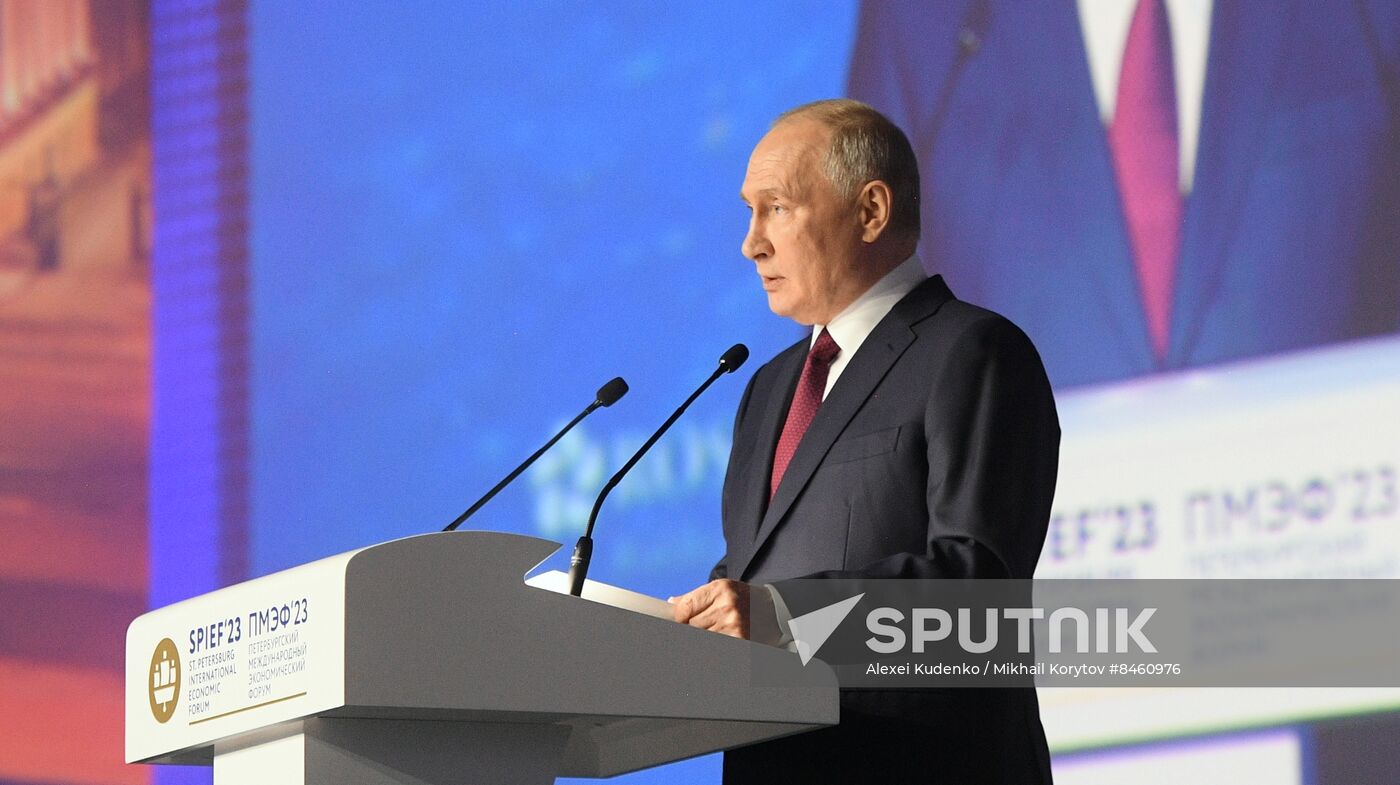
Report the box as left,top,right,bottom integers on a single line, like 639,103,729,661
567,344,749,596
443,377,629,532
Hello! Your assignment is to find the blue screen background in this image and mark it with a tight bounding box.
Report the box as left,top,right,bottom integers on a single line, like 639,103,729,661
248,5,857,781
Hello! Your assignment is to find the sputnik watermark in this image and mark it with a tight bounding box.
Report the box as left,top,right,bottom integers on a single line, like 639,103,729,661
864,606,1157,655
789,598,1156,664
750,579,1400,688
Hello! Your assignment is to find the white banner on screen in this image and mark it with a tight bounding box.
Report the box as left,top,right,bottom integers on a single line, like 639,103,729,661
1037,335,1400,749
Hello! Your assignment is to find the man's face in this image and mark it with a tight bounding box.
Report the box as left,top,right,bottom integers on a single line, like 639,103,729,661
740,120,867,326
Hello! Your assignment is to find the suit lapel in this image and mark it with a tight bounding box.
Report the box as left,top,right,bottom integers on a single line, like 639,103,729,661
735,276,954,580
1038,0,1158,372
1168,3,1288,366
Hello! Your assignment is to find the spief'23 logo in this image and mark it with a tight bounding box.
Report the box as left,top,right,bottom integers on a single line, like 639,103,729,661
148,638,181,723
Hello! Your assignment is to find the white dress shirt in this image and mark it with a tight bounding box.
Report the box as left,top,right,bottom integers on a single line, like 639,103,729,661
813,254,929,400
1077,0,1213,193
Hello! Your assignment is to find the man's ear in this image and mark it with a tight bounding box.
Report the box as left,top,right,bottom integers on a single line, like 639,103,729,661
857,180,893,243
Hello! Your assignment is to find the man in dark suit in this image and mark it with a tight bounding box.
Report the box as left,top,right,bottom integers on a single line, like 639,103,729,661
670,100,1060,783
847,0,1400,390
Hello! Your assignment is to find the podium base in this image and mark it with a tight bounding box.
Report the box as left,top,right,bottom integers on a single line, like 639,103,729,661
213,718,570,785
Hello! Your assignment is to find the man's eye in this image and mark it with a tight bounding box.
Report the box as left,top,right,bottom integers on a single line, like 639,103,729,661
771,204,786,214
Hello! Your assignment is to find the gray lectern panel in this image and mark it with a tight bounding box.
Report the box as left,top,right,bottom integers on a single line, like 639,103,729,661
128,531,837,782
340,532,837,775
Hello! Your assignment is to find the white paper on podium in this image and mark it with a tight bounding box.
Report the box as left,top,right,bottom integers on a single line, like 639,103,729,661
525,570,675,621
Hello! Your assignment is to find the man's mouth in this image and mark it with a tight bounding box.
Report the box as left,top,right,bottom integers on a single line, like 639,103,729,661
761,275,783,290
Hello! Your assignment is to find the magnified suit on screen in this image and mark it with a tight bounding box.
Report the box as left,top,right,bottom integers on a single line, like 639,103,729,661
848,0,1400,389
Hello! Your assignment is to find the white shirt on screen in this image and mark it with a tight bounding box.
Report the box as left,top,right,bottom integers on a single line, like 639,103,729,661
1077,0,1213,193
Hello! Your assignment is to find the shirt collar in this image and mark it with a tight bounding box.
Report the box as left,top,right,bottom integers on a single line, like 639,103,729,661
812,255,928,356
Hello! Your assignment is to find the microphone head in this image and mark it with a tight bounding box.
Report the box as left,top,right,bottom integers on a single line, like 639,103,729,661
596,377,629,407
718,344,749,373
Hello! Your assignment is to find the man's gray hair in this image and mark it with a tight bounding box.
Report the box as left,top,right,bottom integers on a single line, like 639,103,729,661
777,98,921,240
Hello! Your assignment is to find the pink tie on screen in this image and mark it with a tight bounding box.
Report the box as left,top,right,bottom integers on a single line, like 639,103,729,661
1108,0,1182,362
770,329,840,502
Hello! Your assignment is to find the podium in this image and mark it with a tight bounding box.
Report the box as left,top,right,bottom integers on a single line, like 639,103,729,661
126,531,838,784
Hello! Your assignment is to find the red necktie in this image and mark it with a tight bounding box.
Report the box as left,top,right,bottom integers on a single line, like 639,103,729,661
1108,0,1182,362
770,329,840,501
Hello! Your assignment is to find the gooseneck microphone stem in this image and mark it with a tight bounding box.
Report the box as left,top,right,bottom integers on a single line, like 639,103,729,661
585,367,723,540
569,345,748,596
443,405,592,532
444,377,628,532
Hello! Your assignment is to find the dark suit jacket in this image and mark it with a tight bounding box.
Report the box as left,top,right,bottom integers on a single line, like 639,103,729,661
848,0,1400,389
712,276,1059,783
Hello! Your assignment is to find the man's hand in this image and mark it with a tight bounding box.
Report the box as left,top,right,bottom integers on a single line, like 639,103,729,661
669,579,751,639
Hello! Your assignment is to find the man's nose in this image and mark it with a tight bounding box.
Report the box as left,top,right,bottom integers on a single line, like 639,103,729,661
742,218,770,261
